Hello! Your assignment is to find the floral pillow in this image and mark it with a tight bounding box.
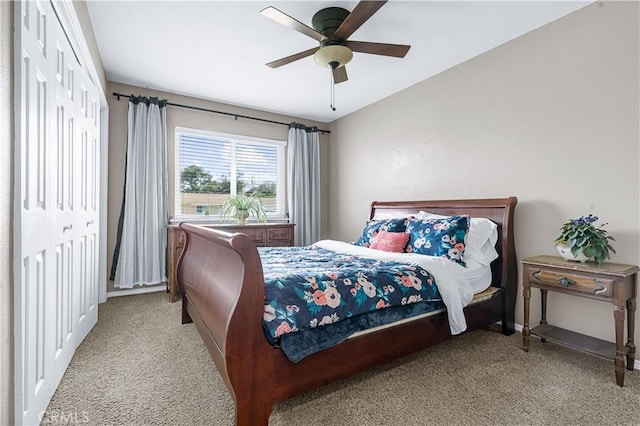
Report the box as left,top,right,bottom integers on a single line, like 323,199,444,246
369,230,410,253
353,218,408,248
405,215,470,266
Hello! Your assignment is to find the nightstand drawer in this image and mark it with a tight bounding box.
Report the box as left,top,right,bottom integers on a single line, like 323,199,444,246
527,267,613,298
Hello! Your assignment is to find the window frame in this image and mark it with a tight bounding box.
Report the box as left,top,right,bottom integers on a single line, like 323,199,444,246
174,126,287,221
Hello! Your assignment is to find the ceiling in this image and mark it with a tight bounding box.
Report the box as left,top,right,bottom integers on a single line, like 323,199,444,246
86,1,589,123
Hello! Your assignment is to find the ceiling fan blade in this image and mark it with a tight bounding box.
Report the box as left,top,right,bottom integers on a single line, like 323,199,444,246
333,1,388,40
346,40,411,58
332,66,348,84
261,6,328,42
266,47,320,68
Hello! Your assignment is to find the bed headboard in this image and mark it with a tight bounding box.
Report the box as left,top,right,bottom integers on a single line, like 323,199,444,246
369,197,518,332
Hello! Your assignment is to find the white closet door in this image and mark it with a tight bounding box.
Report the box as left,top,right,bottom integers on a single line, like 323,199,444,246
14,1,100,424
73,71,100,342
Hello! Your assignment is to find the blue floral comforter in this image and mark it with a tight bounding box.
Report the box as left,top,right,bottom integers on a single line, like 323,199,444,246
261,244,443,344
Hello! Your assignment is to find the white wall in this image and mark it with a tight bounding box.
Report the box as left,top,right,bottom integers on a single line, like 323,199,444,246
327,1,640,342
0,2,13,424
106,82,330,293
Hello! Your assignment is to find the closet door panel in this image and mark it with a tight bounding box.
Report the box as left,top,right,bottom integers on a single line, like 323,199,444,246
14,2,101,424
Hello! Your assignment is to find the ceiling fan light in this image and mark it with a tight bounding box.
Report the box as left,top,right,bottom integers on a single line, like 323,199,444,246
314,45,353,69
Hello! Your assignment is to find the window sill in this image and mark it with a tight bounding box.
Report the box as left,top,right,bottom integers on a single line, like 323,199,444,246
169,216,290,225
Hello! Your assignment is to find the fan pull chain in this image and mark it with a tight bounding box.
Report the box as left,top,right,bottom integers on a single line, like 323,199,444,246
330,71,336,111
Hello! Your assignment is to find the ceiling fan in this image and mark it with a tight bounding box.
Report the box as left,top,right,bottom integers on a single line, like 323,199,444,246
261,1,411,85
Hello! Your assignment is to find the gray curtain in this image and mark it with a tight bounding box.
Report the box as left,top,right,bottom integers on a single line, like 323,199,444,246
114,96,168,288
287,123,320,246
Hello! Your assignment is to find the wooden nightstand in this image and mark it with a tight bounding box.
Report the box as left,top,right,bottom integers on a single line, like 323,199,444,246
167,223,294,303
522,255,638,387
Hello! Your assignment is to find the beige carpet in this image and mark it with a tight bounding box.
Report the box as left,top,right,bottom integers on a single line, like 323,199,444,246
42,292,640,426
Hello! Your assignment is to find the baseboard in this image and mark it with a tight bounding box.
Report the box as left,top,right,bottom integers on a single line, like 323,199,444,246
512,322,640,371
107,285,166,298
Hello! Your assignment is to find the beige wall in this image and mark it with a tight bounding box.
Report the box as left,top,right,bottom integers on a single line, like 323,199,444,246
106,82,330,292
0,2,13,423
327,1,640,343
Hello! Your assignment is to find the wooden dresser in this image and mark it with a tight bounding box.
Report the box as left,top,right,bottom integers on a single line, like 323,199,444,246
167,223,294,302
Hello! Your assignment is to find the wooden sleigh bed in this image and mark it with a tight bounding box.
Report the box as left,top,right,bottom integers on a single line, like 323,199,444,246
177,197,517,425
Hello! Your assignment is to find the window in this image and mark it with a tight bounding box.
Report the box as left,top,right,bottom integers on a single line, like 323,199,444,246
175,127,286,219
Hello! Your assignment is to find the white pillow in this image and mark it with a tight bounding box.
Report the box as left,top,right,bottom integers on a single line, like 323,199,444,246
417,211,498,266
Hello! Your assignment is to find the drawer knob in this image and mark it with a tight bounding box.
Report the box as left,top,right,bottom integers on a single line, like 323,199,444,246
556,277,576,287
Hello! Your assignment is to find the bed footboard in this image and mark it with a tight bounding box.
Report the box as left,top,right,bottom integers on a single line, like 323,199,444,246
177,224,276,423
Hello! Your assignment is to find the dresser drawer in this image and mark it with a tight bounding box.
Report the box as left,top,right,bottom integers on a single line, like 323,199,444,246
527,267,613,299
176,229,186,247
236,228,266,244
267,227,292,243
168,226,186,248
266,241,291,247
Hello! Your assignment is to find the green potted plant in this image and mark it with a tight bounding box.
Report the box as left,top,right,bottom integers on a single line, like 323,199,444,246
554,214,615,264
221,195,267,224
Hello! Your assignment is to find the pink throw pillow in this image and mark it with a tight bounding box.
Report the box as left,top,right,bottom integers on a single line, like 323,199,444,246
369,231,410,253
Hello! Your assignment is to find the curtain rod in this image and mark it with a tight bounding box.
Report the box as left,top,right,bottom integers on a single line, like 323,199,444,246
112,92,330,134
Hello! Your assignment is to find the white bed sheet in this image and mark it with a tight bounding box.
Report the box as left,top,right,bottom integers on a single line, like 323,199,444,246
465,258,492,294
314,240,474,335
